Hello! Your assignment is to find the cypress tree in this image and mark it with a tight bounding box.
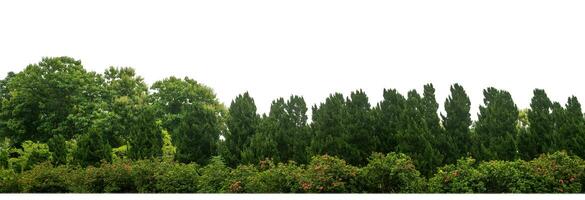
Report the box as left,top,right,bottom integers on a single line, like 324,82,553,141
421,84,446,165
47,134,67,165
519,89,554,159
558,96,585,157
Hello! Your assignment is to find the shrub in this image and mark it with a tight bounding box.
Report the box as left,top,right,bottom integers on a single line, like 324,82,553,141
476,160,533,193
356,152,425,193
154,162,199,193
17,162,71,193
298,155,358,193
223,164,258,193
9,141,52,172
0,169,19,193
525,151,585,193
73,161,135,193
245,160,304,193
197,156,230,192
428,157,486,193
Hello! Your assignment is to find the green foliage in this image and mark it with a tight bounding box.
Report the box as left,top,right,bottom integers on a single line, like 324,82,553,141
441,83,472,164
73,161,135,193
151,76,225,164
18,162,72,193
1,57,106,144
240,116,280,164
245,160,304,193
73,127,112,167
356,152,425,193
373,89,406,154
520,89,555,160
48,134,67,165
197,156,230,192
395,90,442,177
428,157,485,193
9,140,52,172
309,93,351,161
161,129,176,162
298,155,358,193
345,90,377,166
0,169,18,193
224,92,259,167
131,159,199,193
558,97,585,158
474,87,519,161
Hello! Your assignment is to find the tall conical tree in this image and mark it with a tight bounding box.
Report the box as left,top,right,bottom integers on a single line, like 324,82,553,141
558,96,585,157
373,89,406,154
474,87,519,161
309,93,350,159
224,92,259,167
240,114,279,164
520,89,554,159
47,134,67,165
441,83,472,164
395,90,442,176
269,95,310,164
421,84,446,165
345,89,377,166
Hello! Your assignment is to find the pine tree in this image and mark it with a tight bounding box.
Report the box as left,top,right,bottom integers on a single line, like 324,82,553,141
558,96,585,157
520,89,554,159
373,89,406,154
345,89,377,166
74,121,112,167
309,93,350,159
240,114,279,164
224,92,259,167
395,90,442,176
474,87,518,161
441,83,472,164
421,84,446,165
268,95,310,164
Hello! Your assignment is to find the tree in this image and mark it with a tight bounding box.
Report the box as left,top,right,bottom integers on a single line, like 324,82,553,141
309,93,350,160
224,92,259,167
240,114,279,164
268,95,311,164
373,89,406,154
47,134,67,165
345,89,377,166
557,96,585,157
441,83,472,164
421,84,447,165
0,57,106,144
519,89,554,159
395,90,442,176
151,77,226,164
73,114,113,167
474,87,518,161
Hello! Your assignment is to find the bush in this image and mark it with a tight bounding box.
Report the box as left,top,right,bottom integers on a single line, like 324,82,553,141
428,157,486,193
0,169,19,193
132,159,199,193
73,161,135,193
17,162,71,193
525,151,585,193
245,160,304,193
223,164,258,193
356,152,425,193
197,156,230,192
9,141,52,172
298,155,358,193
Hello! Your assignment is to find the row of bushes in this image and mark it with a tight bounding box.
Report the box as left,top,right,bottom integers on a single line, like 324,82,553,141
1,151,584,193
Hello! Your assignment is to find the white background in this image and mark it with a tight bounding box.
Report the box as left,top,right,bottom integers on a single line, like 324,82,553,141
1,0,584,119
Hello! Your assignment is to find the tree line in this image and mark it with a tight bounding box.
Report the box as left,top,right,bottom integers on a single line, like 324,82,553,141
1,57,585,177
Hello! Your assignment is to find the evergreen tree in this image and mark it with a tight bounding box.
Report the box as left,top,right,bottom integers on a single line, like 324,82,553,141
126,105,163,160
441,83,472,164
558,96,585,157
474,87,518,161
47,134,67,165
240,114,279,164
224,92,259,167
520,89,554,159
73,113,113,167
309,93,350,159
345,89,377,166
421,84,446,165
395,90,442,176
373,89,406,154
268,95,311,164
